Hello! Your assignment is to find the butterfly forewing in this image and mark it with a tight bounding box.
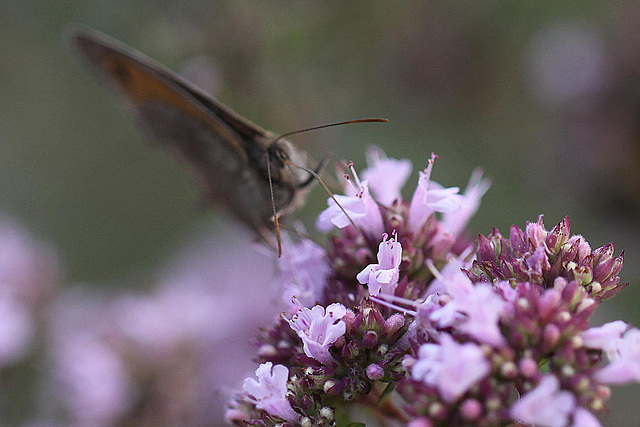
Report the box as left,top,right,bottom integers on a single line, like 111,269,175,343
71,28,310,231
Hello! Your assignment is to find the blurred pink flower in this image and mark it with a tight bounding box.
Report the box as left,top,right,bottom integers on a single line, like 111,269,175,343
510,375,576,427
410,334,490,403
0,292,33,366
48,223,283,425
0,218,60,368
361,146,412,206
0,218,60,304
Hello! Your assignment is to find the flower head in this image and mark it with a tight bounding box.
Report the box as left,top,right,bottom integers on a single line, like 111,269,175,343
469,216,627,301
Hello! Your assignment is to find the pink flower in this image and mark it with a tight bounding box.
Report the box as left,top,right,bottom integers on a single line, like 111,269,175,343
570,407,603,427
582,321,640,384
286,303,347,365
316,179,384,238
593,327,640,384
452,284,506,347
525,245,551,276
582,320,628,356
243,362,299,422
510,375,576,427
57,337,133,425
406,418,433,427
0,218,60,304
408,154,462,234
423,253,472,297
525,216,548,248
361,146,412,206
49,290,134,425
428,267,506,347
440,168,490,238
411,334,490,403
356,234,402,296
0,218,60,367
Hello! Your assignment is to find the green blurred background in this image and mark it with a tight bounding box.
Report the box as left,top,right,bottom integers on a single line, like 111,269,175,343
2,1,639,424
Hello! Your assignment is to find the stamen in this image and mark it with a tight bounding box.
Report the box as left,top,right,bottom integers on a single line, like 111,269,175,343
370,292,422,316
348,161,363,189
370,295,416,315
426,259,441,279
343,171,360,194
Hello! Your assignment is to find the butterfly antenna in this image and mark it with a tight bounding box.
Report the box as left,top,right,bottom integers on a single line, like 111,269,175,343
272,118,388,145
289,161,359,230
266,153,284,257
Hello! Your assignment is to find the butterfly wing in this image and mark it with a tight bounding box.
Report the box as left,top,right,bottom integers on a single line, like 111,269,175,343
70,27,308,231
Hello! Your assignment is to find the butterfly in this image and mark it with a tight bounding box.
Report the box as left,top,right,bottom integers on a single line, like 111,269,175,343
70,27,317,237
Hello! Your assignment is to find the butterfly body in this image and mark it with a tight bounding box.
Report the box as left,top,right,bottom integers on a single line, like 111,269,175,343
71,28,311,231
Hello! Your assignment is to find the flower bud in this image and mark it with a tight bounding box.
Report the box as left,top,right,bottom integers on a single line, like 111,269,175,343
366,363,384,380
363,330,378,348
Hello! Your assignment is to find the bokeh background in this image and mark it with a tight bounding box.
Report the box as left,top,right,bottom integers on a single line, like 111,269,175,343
2,1,640,425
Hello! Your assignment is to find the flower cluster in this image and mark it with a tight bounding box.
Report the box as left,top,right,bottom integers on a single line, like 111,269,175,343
1,147,636,426
228,147,639,427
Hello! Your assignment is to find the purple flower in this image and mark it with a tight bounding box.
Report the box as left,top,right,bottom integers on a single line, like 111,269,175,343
408,154,462,234
356,233,402,296
470,216,627,301
510,375,576,427
361,146,412,206
410,334,490,403
285,303,347,365
242,362,299,422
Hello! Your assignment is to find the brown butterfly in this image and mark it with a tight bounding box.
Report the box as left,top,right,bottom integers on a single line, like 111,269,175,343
70,27,317,237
